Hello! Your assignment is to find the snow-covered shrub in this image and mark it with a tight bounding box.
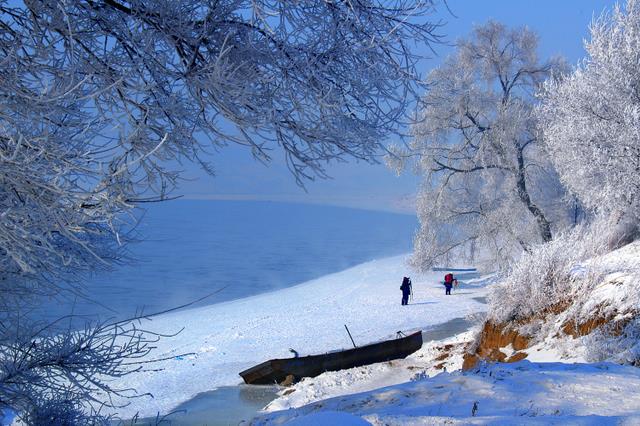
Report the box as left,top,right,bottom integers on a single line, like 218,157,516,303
538,0,640,241
489,218,611,323
20,394,110,426
584,318,640,365
410,371,429,382
0,317,164,424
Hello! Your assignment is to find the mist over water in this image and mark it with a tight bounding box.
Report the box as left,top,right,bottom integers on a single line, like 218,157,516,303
39,200,417,323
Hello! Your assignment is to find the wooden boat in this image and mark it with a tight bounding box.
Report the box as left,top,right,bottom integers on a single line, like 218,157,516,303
239,331,423,385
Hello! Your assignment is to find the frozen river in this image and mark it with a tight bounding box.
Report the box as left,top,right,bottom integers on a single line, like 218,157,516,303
36,200,418,323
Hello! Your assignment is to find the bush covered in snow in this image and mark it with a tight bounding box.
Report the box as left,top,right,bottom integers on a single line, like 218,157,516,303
21,394,110,426
584,318,640,365
488,219,611,324
484,213,640,368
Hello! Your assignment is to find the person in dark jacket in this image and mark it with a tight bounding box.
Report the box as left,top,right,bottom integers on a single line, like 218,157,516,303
443,273,456,295
400,276,412,305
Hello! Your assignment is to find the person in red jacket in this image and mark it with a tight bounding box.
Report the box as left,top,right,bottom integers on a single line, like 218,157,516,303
443,273,457,295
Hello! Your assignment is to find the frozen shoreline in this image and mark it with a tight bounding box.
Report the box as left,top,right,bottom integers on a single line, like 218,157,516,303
106,254,489,419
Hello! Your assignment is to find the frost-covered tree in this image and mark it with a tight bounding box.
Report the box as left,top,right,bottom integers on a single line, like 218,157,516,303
0,1,444,421
1,0,442,290
390,21,569,270
538,0,640,244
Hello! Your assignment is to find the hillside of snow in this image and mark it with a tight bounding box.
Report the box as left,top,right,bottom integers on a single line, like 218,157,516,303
469,240,640,368
254,360,640,425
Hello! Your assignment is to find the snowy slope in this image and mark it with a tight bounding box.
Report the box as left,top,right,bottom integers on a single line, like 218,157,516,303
254,360,640,425
486,241,640,366
571,241,640,325
105,255,489,418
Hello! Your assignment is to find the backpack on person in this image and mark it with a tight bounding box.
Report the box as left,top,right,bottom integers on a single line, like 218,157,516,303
400,276,409,290
444,273,454,285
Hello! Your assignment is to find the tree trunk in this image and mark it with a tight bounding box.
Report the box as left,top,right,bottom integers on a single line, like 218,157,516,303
515,147,553,242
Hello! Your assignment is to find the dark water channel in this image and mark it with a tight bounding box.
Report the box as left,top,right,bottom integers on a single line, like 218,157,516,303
419,294,486,342
421,317,477,342
133,385,279,426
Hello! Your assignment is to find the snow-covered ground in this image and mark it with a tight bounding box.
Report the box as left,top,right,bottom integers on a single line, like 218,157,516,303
257,326,640,425
254,360,640,425
107,255,489,418
250,242,640,425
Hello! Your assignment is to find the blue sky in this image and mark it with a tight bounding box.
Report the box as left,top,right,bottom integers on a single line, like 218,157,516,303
177,0,617,214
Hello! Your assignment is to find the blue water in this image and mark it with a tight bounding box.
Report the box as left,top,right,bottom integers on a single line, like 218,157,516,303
42,200,417,323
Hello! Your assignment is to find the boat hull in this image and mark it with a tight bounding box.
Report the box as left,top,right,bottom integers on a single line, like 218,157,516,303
239,331,423,385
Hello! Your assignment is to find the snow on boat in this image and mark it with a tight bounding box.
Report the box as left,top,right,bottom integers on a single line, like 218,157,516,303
239,331,423,385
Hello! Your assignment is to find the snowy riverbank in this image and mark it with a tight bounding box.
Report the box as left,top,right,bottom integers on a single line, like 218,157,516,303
255,325,640,425
106,254,489,418
251,242,640,425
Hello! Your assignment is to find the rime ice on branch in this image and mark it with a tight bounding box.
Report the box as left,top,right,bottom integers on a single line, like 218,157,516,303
538,0,640,243
0,0,443,289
